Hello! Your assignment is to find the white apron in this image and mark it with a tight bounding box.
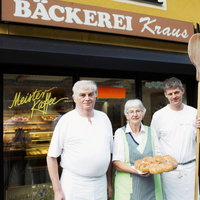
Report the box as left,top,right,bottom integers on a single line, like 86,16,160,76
161,162,199,200
60,169,107,200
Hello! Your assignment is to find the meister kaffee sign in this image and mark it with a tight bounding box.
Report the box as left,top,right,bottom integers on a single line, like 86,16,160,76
1,0,194,43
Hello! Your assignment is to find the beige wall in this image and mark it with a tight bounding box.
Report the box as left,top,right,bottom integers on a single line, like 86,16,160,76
67,0,200,26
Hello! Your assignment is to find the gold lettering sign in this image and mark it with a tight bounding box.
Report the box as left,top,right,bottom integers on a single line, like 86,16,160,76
1,0,194,43
8,87,68,118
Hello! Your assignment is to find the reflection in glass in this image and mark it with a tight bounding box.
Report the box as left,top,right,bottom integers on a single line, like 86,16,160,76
3,74,73,199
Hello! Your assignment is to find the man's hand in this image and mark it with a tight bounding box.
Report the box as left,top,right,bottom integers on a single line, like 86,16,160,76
107,183,113,199
196,116,200,128
54,190,65,200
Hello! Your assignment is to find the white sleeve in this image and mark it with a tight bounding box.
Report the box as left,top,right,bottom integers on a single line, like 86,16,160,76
110,132,114,154
47,116,66,157
112,129,125,162
103,113,114,154
150,113,160,140
107,117,114,154
151,128,161,156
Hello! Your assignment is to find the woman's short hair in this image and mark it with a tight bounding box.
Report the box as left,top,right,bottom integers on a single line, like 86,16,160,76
124,99,146,116
163,77,183,92
72,80,97,97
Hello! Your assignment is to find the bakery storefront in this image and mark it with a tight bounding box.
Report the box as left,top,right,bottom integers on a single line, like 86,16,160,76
1,0,199,199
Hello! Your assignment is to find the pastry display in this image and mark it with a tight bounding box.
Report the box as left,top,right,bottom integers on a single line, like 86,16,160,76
134,155,178,174
11,116,30,123
4,112,55,157
41,115,56,121
26,148,48,156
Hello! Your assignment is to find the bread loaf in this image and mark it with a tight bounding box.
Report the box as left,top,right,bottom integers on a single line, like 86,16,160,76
134,155,178,174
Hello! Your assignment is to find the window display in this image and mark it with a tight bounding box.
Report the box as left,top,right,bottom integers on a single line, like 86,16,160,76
3,74,73,199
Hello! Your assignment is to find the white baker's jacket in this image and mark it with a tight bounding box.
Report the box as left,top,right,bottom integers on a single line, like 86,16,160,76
48,109,113,177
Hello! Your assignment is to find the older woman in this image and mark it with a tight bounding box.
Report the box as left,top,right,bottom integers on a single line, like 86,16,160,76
112,99,163,200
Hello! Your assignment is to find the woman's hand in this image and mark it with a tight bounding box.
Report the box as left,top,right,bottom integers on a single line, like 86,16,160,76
139,172,151,177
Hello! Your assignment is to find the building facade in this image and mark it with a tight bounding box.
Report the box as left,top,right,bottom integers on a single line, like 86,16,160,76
1,0,200,199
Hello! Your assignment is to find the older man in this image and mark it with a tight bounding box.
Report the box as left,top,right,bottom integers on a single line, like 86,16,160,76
47,80,113,200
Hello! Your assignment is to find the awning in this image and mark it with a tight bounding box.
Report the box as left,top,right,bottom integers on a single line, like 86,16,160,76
0,34,195,75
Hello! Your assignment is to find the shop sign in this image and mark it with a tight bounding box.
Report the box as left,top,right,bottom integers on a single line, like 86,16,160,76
145,81,164,89
8,87,68,118
98,85,126,99
1,0,194,43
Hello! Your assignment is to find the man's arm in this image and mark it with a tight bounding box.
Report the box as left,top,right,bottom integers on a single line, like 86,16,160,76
46,156,65,200
106,156,113,199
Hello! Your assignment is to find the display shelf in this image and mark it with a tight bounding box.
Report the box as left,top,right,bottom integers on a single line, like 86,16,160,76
3,110,55,158
4,121,56,126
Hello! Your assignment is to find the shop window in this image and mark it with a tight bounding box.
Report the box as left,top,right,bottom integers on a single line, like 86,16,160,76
3,74,73,199
80,77,136,132
112,0,167,10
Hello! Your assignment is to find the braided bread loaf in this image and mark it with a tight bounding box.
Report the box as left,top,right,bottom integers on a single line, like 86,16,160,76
134,155,178,174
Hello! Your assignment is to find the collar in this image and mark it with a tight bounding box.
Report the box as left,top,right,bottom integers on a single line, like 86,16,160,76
125,123,145,134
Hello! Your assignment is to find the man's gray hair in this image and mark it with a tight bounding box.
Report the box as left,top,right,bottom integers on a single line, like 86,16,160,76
124,99,146,116
163,77,183,92
72,80,97,97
